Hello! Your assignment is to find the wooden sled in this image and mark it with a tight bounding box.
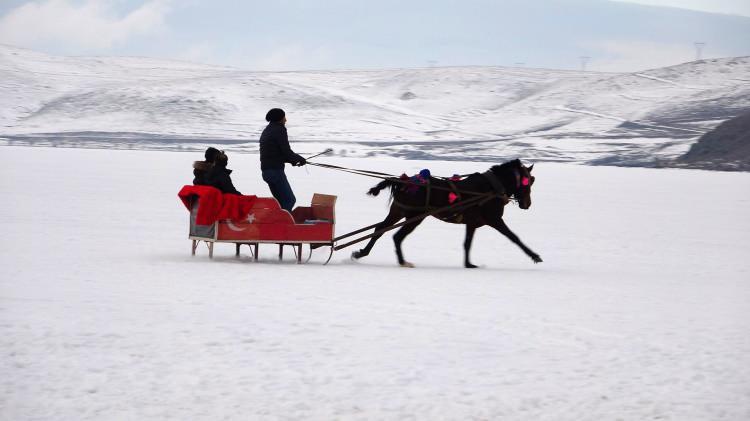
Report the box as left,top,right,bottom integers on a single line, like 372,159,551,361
188,193,337,264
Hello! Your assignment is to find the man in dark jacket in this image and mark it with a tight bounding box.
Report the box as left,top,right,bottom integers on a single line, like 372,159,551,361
259,108,305,211
205,151,242,195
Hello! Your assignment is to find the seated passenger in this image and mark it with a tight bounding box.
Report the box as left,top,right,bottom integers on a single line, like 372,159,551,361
193,147,221,185
204,151,242,195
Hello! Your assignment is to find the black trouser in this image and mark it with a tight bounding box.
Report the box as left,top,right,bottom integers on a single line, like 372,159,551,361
262,169,296,212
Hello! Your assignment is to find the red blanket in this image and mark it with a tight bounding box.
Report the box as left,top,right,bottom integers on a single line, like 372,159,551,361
178,185,257,225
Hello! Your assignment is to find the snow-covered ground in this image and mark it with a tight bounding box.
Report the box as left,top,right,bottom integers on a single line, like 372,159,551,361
1,146,749,420
2,45,749,166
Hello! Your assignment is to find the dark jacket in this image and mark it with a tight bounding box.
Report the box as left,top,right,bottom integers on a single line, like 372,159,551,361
259,122,304,170
205,166,241,195
193,161,213,185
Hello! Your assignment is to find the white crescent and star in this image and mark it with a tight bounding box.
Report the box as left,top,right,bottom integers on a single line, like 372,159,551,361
226,213,256,232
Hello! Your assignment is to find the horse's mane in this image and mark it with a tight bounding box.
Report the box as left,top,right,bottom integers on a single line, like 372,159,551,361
489,159,521,175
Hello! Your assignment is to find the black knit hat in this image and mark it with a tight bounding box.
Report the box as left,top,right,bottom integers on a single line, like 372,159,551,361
204,147,221,162
265,108,285,123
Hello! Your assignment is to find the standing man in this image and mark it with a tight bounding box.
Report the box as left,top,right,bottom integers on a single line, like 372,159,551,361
259,108,306,212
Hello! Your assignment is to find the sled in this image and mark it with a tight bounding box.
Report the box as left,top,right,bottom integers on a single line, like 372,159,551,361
188,193,337,264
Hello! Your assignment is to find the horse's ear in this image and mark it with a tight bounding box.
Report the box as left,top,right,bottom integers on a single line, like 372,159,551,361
528,164,534,172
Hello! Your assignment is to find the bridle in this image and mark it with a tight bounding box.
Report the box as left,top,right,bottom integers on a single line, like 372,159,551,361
513,168,534,205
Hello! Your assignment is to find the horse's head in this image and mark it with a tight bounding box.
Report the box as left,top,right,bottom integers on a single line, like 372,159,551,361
515,162,535,209
491,159,535,210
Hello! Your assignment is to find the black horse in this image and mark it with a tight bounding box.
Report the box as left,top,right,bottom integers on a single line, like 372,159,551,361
352,159,542,268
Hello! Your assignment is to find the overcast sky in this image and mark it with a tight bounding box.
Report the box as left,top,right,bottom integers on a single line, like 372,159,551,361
0,0,749,72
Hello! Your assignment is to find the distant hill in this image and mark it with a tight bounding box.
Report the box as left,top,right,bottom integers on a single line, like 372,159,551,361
678,111,750,171
1,45,749,168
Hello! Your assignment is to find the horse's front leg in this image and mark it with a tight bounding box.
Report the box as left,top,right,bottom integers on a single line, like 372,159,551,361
488,218,543,263
464,224,479,268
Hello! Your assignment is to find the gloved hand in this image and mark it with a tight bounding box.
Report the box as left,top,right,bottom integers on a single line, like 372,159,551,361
294,158,307,167
500,194,511,205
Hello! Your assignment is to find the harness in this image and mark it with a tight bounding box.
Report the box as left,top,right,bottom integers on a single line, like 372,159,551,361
447,180,461,203
393,172,464,212
298,158,534,252
393,172,504,224
393,176,433,212
481,171,507,197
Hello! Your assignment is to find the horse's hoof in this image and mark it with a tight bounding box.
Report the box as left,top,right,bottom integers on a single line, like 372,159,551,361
399,261,415,268
351,250,362,260
531,255,543,264
465,263,478,269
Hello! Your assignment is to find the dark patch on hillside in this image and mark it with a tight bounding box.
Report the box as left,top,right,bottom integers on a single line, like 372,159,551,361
678,111,750,171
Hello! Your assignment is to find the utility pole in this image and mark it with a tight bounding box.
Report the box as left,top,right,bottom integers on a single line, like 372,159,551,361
694,42,705,60
579,56,590,71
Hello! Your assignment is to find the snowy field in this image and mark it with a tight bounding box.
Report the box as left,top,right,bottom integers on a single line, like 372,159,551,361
1,146,749,420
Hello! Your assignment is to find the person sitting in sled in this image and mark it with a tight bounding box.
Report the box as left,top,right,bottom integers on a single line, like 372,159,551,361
259,108,306,212
193,147,220,185
204,150,242,195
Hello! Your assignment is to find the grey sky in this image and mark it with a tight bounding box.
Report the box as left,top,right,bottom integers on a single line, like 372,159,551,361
1,0,749,72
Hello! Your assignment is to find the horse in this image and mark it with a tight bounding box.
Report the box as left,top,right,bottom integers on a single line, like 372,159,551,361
351,159,543,268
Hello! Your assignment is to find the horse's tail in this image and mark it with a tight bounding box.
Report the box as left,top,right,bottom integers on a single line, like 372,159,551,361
367,178,399,200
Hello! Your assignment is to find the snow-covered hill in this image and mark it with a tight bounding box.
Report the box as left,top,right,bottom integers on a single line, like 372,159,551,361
2,45,749,166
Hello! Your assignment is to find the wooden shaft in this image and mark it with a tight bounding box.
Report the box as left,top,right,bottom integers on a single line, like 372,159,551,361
333,221,381,242
333,195,486,251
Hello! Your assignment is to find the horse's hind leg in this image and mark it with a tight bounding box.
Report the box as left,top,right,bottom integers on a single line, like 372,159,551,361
352,203,403,260
393,215,426,268
464,224,479,268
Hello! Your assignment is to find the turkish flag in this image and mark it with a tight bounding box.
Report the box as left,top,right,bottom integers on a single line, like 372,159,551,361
178,185,257,225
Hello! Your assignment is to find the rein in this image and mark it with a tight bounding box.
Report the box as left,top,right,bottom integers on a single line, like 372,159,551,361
306,161,517,202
